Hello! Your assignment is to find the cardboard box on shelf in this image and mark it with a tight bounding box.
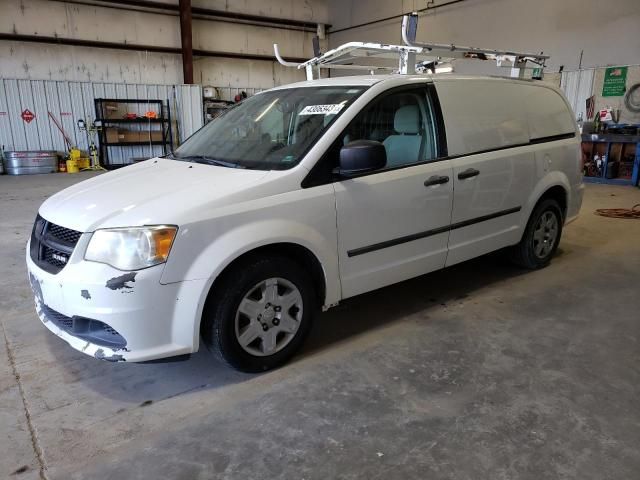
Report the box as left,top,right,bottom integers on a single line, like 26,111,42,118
103,125,165,144
119,130,141,142
105,127,124,143
149,130,163,142
103,101,126,119
120,129,163,143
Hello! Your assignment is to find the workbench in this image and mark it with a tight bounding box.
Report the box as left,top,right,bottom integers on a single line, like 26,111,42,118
581,133,640,186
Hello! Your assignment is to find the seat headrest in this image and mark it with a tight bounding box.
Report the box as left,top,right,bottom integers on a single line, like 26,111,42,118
394,105,420,134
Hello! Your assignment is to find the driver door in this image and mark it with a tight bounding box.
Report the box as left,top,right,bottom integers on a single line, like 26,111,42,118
333,86,454,298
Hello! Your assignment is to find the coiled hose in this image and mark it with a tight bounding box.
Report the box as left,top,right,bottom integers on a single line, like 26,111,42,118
624,83,640,113
595,204,640,219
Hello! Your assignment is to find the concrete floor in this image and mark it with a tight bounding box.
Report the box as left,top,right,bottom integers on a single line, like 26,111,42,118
1,172,639,480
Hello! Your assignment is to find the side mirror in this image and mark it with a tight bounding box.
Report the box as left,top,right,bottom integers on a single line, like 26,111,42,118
338,140,386,176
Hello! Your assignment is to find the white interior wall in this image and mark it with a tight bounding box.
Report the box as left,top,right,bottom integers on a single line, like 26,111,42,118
0,0,328,88
192,0,327,21
194,57,305,88
327,0,640,74
592,65,640,124
0,43,184,84
1,0,180,47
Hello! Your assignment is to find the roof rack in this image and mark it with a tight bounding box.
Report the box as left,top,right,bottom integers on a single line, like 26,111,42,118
274,13,549,81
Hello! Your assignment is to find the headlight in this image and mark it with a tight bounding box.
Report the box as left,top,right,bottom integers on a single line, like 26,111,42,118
85,226,177,271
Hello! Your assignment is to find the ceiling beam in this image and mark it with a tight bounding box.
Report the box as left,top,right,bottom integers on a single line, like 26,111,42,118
0,34,308,63
48,0,329,32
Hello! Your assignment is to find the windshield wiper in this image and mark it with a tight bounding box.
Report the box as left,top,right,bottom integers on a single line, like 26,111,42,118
181,155,245,169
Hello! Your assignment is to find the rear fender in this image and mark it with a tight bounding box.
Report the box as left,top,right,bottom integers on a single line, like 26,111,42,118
520,171,571,236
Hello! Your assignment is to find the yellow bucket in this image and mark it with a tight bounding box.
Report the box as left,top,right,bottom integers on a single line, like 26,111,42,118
66,159,79,173
77,157,90,169
69,148,81,160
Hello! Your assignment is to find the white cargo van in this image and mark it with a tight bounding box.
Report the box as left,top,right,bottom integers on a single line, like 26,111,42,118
27,74,583,371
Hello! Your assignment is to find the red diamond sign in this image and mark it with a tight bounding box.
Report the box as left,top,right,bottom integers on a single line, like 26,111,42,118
21,109,35,123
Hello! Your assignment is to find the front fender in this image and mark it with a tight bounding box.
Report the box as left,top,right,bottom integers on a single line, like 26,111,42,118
185,218,338,298
160,185,340,336
169,218,340,350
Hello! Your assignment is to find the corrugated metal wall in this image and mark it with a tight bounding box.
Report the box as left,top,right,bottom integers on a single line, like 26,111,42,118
0,79,203,166
560,69,596,120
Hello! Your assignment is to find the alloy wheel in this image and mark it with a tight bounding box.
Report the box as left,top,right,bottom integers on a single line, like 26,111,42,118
234,277,303,357
532,211,559,259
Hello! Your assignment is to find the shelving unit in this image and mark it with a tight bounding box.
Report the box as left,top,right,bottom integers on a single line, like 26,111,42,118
581,133,640,186
94,98,173,169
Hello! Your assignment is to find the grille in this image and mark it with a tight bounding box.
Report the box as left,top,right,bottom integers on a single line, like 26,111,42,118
40,303,127,349
48,223,82,245
104,325,121,336
41,304,73,329
30,215,83,274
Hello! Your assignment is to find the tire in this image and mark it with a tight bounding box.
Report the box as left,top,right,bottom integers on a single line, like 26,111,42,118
510,198,563,269
202,256,316,372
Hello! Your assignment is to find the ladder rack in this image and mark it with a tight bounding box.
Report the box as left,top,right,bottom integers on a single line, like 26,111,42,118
274,13,549,80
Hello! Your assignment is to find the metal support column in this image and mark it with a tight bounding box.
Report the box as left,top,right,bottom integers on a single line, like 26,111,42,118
179,0,194,84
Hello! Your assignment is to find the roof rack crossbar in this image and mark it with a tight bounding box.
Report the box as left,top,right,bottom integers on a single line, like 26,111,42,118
401,13,548,77
273,44,299,68
273,13,550,80
273,42,445,79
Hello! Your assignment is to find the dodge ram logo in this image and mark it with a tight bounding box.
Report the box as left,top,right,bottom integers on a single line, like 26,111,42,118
52,253,67,264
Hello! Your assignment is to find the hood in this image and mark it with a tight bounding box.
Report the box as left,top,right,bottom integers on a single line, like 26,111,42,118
39,158,270,232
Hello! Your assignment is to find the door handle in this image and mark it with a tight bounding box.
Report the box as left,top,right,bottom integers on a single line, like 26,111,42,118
458,168,480,180
424,175,450,187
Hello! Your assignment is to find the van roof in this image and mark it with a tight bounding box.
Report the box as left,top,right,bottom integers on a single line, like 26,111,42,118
267,74,541,91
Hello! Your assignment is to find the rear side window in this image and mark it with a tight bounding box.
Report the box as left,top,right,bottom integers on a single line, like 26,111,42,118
522,85,576,140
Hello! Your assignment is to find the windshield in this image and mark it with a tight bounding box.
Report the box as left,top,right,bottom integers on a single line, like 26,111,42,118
171,86,365,170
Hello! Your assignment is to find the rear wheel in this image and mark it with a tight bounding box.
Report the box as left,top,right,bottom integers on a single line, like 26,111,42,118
202,256,315,372
510,198,563,269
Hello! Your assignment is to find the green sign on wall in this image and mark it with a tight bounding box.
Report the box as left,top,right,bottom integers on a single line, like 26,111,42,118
602,66,628,97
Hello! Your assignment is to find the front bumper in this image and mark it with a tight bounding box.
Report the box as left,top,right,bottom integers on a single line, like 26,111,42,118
26,239,208,362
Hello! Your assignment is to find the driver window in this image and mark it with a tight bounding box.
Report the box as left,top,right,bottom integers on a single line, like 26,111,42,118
342,88,437,168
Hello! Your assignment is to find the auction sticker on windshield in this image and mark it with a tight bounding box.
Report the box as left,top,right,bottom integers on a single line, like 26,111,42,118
299,104,345,115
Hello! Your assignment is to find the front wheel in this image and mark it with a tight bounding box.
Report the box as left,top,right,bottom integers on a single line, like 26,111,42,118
202,256,315,372
510,198,563,269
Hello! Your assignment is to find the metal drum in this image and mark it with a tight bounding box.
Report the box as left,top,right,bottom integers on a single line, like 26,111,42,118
4,151,58,175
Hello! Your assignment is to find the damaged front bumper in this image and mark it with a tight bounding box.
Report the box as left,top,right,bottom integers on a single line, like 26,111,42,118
32,295,130,362
26,240,207,362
